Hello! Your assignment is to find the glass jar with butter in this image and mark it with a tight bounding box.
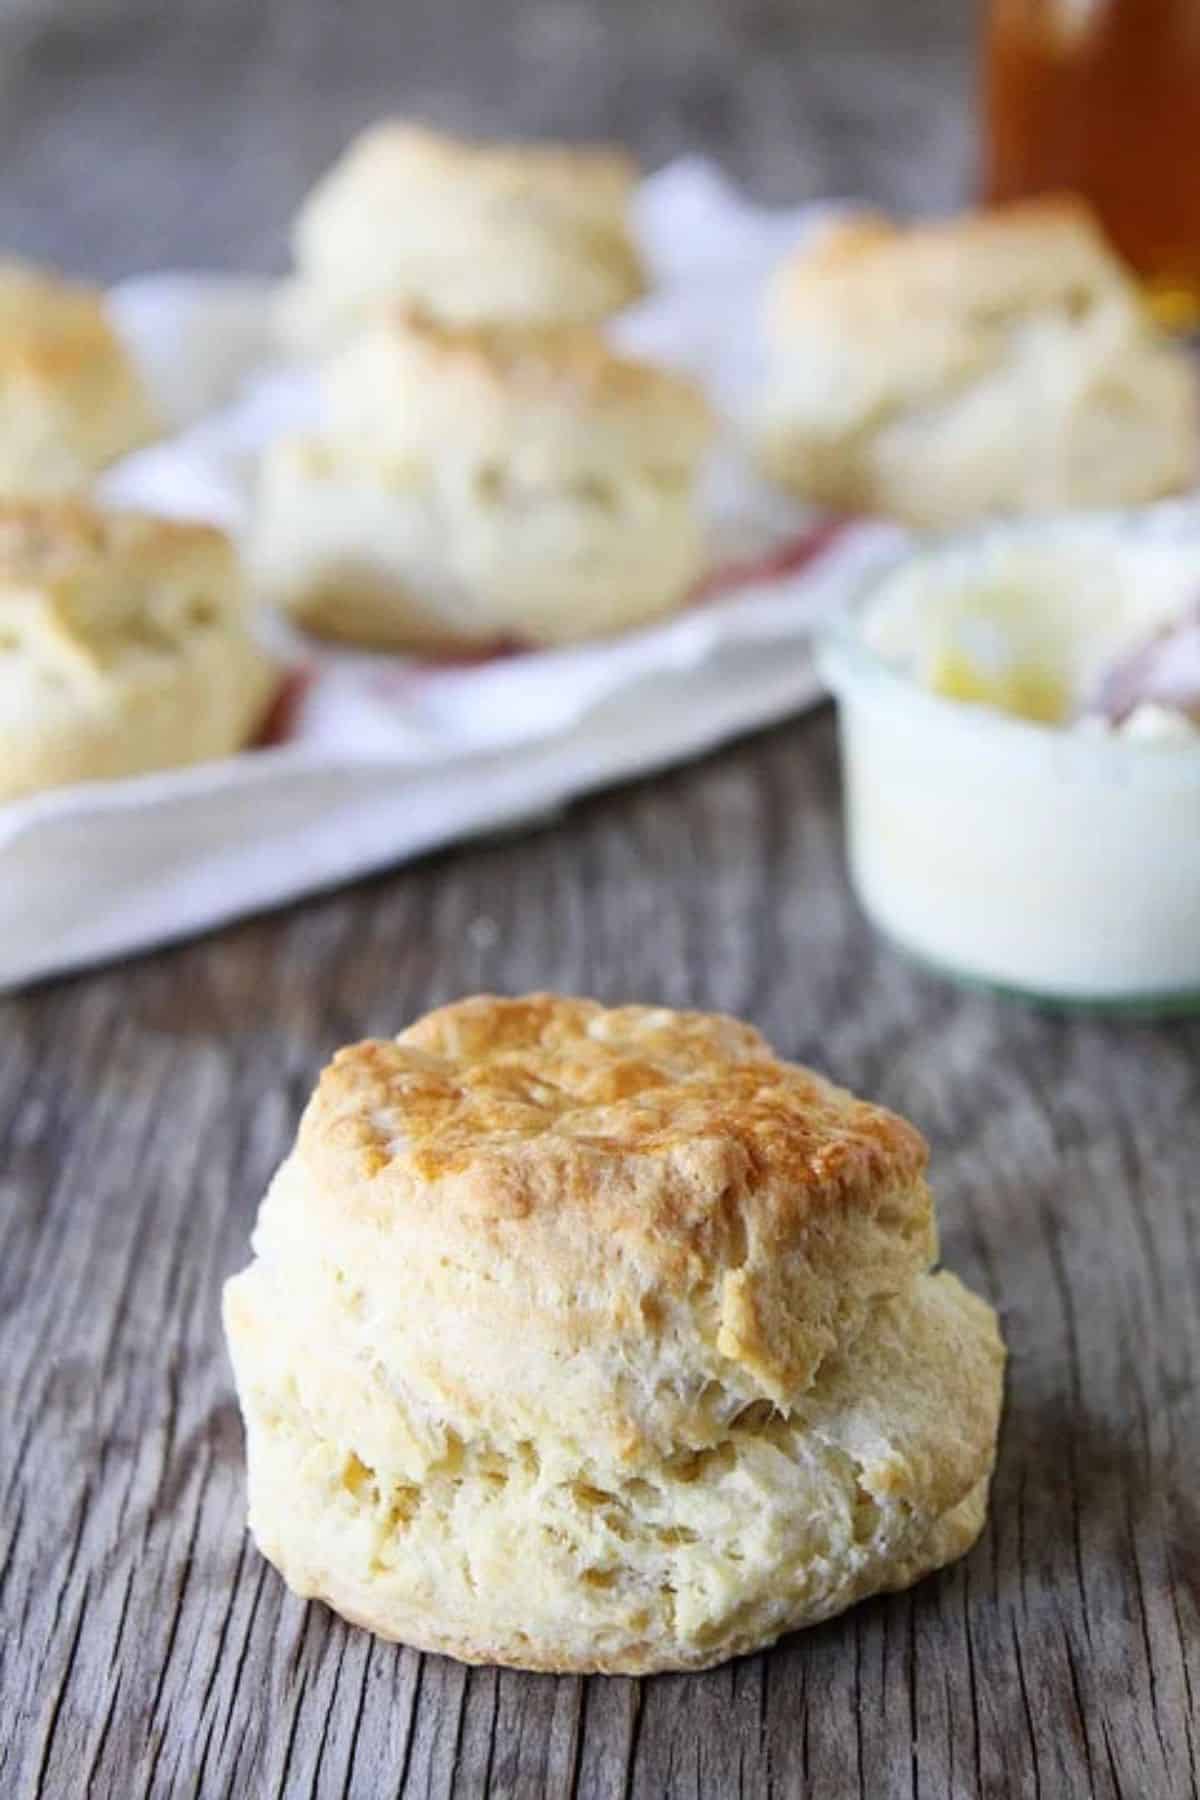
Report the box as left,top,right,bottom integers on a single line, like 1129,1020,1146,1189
817,505,1200,1012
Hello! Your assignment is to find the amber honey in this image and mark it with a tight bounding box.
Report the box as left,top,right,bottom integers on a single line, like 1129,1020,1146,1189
983,0,1200,324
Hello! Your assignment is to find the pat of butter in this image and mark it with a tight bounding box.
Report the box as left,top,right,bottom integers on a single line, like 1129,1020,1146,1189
918,592,1071,724
926,642,1069,724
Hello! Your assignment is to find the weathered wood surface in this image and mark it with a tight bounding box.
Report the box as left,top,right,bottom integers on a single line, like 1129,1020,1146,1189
3,710,1199,1798
0,0,972,279
2,0,1199,1792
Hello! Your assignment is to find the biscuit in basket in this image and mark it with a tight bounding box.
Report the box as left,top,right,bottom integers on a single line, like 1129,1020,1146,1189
0,500,276,804
757,199,1197,528
224,994,1006,1674
0,261,156,497
251,311,713,649
279,122,645,349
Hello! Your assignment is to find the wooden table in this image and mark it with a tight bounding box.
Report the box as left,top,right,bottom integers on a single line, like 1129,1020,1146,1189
5,709,1199,1798
2,2,1199,1793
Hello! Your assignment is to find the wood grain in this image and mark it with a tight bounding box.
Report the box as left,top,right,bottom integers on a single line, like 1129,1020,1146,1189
1,0,1198,1789
3,709,1199,1799
0,0,972,279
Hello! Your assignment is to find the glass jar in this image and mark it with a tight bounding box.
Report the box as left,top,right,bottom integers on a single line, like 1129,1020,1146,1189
982,0,1200,326
818,510,1200,1014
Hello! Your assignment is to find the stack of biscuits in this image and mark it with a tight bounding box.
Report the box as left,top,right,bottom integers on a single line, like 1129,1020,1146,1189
260,124,713,652
4,123,1197,806
0,265,272,801
0,125,717,809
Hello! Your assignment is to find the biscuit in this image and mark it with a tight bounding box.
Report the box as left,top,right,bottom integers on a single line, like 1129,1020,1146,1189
224,995,1006,1673
251,312,713,649
0,500,276,803
279,122,646,349
757,199,1197,528
0,261,156,497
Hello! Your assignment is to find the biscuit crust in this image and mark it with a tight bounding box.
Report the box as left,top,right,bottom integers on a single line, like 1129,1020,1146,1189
0,500,276,803
758,198,1197,526
252,316,712,649
325,309,712,467
280,123,646,347
225,996,1006,1672
0,261,156,496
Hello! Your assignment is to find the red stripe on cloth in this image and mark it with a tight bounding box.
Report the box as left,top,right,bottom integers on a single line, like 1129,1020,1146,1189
690,516,853,602
255,663,319,747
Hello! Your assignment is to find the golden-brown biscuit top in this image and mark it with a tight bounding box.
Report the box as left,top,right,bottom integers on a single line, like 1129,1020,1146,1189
396,306,705,420
314,122,639,217
325,311,713,462
303,993,926,1228
0,261,130,387
769,196,1135,335
267,996,937,1435
0,496,226,576
0,499,236,682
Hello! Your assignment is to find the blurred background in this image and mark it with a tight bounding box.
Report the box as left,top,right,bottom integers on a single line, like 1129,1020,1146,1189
0,0,974,275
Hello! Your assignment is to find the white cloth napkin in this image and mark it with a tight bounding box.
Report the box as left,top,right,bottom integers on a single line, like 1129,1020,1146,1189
1,159,903,990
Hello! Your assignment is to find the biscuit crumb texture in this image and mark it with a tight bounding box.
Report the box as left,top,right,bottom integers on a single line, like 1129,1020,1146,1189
224,995,1005,1672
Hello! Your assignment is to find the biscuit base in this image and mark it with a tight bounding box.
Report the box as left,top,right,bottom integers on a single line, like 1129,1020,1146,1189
227,1263,1004,1676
